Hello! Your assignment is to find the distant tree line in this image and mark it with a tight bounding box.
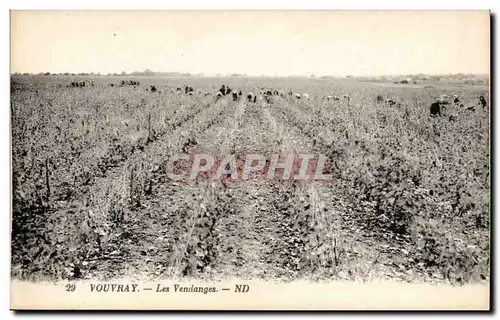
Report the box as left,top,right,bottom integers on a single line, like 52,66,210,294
10,71,488,83
11,72,103,76
10,70,256,77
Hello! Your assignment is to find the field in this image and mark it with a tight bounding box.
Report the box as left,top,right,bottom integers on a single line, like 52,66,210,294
11,75,490,285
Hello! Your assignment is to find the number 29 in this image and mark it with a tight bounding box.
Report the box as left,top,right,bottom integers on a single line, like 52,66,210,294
65,284,76,292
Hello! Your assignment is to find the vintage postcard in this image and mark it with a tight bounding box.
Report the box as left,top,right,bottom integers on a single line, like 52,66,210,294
10,10,491,310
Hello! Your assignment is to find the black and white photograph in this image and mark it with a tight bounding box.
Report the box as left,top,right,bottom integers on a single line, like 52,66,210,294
9,9,491,310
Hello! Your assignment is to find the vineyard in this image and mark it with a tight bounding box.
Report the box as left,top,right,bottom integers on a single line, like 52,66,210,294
11,75,490,285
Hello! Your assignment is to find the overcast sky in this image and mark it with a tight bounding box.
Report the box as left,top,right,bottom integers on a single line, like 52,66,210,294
10,10,490,76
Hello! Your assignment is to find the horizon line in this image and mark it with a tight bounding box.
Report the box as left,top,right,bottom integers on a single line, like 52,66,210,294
10,71,489,78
